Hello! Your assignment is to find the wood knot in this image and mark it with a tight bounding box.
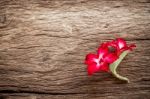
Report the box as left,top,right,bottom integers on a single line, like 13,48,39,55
0,14,6,24
0,14,12,28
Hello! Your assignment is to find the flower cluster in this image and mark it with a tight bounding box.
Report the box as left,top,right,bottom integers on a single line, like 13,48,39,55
85,38,136,75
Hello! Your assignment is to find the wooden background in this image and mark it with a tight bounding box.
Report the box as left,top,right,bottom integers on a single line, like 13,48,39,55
0,0,150,99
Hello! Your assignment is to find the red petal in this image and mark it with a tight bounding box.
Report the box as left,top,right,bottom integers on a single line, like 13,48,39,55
128,44,136,50
85,53,98,65
108,40,117,47
116,38,127,49
103,53,118,63
87,63,100,75
97,43,109,58
99,62,109,72
117,44,136,55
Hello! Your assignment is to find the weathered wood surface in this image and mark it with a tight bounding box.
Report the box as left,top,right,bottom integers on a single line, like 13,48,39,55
0,0,150,99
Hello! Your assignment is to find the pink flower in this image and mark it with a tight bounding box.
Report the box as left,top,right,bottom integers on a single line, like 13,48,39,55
85,38,136,75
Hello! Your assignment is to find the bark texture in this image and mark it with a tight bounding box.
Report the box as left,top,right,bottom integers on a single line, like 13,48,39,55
0,0,150,99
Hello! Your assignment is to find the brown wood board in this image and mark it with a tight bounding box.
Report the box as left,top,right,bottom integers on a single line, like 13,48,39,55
0,0,150,99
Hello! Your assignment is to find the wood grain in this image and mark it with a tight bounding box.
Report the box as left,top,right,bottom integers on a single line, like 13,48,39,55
0,0,150,99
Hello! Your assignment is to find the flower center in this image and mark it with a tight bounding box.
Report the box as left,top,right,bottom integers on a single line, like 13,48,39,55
94,58,101,67
108,46,116,53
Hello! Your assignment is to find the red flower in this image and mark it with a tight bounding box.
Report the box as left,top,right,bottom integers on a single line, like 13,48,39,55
85,42,118,75
85,38,136,75
85,53,109,75
108,38,136,55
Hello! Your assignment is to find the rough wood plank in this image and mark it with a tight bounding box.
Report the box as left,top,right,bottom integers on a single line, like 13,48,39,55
0,0,150,41
0,40,150,93
0,92,150,99
0,0,150,98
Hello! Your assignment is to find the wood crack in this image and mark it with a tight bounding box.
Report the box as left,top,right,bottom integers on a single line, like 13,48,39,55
0,90,86,95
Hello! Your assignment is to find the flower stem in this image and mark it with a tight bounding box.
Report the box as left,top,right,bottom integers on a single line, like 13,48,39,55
110,50,130,83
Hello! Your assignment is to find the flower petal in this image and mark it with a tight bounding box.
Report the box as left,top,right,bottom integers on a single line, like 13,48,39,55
108,40,117,48
87,63,100,75
99,62,109,72
103,53,118,63
128,44,136,50
116,38,127,49
85,53,98,65
117,44,136,55
97,43,109,58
